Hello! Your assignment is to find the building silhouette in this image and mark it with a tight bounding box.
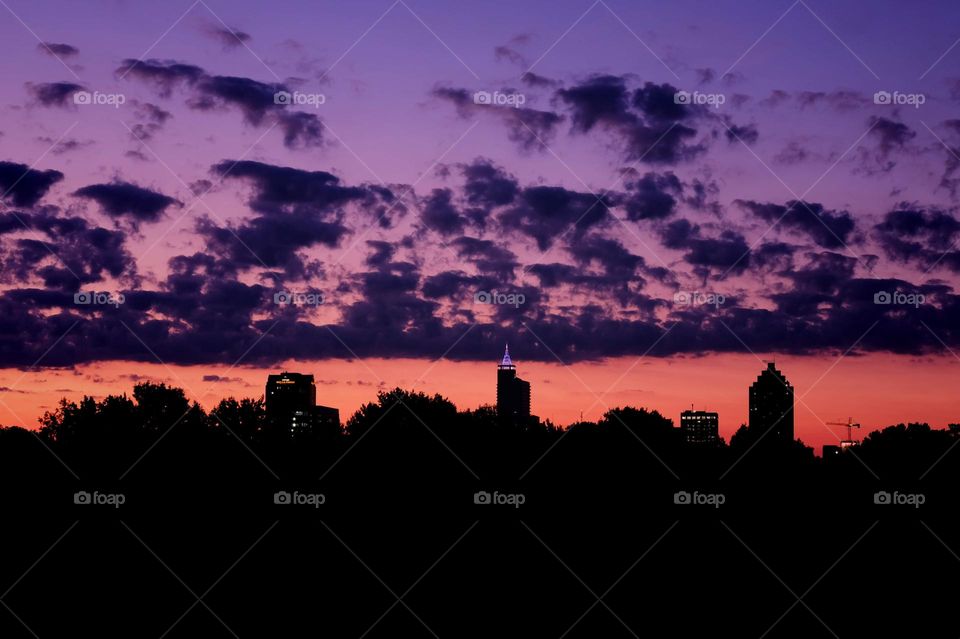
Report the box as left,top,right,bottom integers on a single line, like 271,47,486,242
748,362,794,444
265,372,340,438
496,345,531,423
680,410,719,446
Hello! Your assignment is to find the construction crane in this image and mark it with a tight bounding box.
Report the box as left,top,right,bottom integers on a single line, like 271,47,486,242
827,418,861,448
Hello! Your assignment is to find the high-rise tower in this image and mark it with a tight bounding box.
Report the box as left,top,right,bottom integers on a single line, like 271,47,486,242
496,345,531,423
748,362,794,443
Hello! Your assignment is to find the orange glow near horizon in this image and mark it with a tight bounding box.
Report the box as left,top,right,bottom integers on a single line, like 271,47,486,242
1,352,958,453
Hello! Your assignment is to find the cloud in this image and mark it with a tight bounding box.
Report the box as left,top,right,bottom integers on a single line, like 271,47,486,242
420,188,466,236
200,160,399,277
0,208,136,291
432,87,563,151
868,116,916,156
617,171,682,221
874,206,960,272
26,81,84,108
659,218,751,278
0,161,63,207
203,24,252,49
38,42,79,58
117,59,325,148
556,75,710,163
34,137,95,155
737,199,856,249
128,101,172,141
74,182,181,226
450,236,519,280
498,185,610,250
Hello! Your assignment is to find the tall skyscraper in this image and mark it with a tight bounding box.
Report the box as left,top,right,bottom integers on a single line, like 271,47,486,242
748,362,794,444
496,345,531,423
680,410,719,446
266,372,340,438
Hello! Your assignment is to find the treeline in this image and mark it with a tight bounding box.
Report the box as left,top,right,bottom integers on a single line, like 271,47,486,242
0,382,957,489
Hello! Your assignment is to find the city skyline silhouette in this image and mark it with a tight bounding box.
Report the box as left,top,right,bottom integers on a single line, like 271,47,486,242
2,0,960,635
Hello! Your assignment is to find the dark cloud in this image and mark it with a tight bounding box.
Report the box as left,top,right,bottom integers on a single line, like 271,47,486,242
659,218,751,278
74,182,181,226
556,75,708,164
521,72,559,88
874,206,960,272
737,199,855,249
26,81,84,108
204,25,252,49
493,45,526,66
868,116,916,156
200,160,398,277
38,42,79,58
432,87,563,151
129,101,172,141
461,159,518,209
724,122,759,145
498,185,610,250
450,237,519,280
118,59,324,148
618,171,682,221
116,59,204,97
420,188,466,236
567,234,644,282
0,161,63,207
211,160,368,212
0,208,135,291
774,141,812,165
35,137,95,155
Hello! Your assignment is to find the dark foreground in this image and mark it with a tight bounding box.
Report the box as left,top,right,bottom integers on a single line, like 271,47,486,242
1,388,958,636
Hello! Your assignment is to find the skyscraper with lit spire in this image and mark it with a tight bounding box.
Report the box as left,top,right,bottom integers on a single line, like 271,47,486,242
496,344,531,423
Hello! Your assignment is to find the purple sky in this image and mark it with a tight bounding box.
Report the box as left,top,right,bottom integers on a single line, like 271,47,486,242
2,0,960,444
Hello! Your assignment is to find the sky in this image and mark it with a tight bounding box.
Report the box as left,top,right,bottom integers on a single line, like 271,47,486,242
2,0,960,450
